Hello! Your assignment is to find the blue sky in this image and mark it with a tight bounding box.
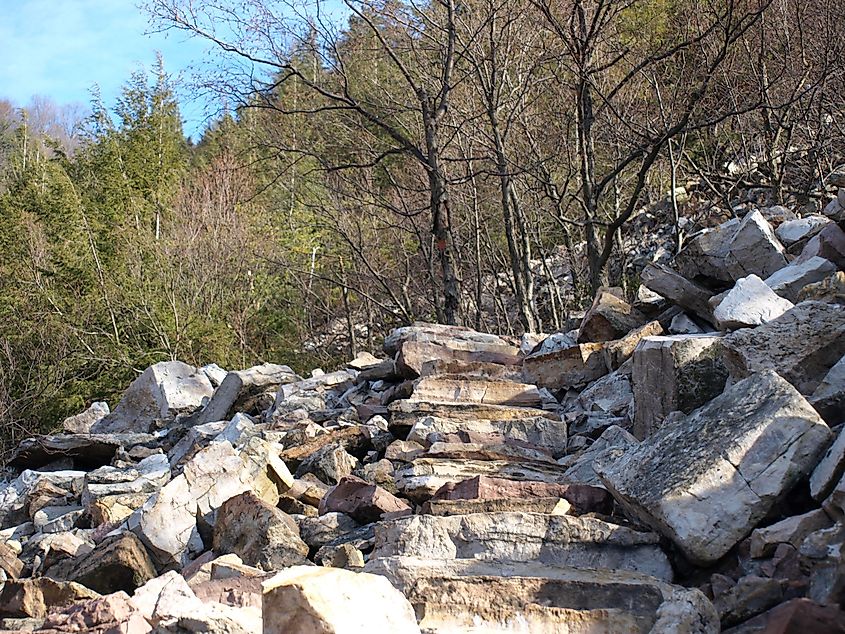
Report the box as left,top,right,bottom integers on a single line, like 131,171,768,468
0,0,216,139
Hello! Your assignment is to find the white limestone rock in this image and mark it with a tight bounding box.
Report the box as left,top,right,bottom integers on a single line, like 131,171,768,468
92,361,214,434
713,275,794,330
597,370,831,565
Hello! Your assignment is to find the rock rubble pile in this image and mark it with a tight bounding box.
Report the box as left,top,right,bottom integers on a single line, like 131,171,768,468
1,200,845,633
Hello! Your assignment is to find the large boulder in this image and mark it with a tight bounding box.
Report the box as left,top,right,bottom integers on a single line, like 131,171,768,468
597,371,831,564
713,275,794,330
213,491,309,571
127,439,283,569
46,532,157,595
370,512,673,581
721,301,845,395
674,218,740,284
0,578,99,619
92,361,214,434
262,566,421,634
631,335,728,439
725,210,788,280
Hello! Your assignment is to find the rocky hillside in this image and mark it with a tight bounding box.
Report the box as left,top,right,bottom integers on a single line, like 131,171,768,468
0,195,844,633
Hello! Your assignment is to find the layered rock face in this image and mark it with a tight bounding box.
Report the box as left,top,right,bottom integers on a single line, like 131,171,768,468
2,205,845,633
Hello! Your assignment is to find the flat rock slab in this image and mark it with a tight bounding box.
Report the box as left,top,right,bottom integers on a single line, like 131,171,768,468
432,475,611,515
407,413,567,458
597,370,831,565
318,475,411,523
8,434,151,471
397,340,521,378
632,335,728,439
410,376,542,407
383,322,512,356
365,557,719,634
721,301,845,395
394,457,571,502
370,511,673,581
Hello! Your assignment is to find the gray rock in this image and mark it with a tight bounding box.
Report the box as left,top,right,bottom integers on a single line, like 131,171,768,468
61,402,110,434
810,419,845,501
670,313,705,335
750,510,833,558
775,215,831,246
370,512,673,581
641,263,715,323
796,223,845,269
725,210,788,280
721,301,845,395
295,443,359,486
713,275,794,330
407,412,568,458
810,354,845,425
631,334,728,439
196,363,299,424
674,218,740,284
295,512,360,550
561,425,639,487
93,361,214,434
597,371,831,565
764,257,837,303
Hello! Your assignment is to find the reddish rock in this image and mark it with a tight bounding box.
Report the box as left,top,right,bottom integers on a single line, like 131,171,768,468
319,476,412,523
38,591,151,634
722,598,845,633
431,475,611,515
